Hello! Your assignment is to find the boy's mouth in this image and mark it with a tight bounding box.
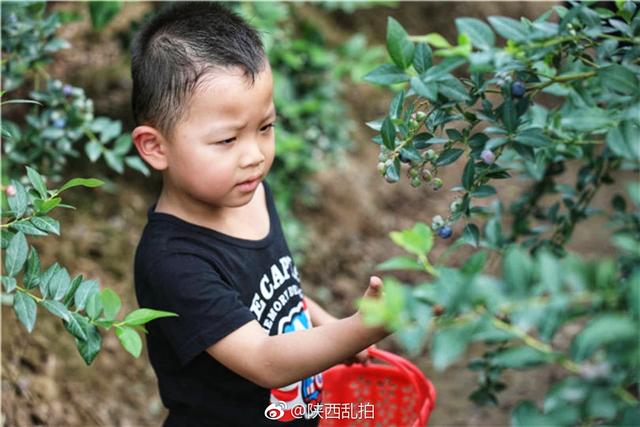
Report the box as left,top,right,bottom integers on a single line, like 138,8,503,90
237,174,262,186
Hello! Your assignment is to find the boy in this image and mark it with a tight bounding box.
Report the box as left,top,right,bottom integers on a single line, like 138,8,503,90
131,3,391,426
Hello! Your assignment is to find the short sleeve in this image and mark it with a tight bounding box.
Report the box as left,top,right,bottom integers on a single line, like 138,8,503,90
145,253,256,366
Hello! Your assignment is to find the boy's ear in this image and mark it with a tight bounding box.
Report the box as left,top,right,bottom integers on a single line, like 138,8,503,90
132,125,169,171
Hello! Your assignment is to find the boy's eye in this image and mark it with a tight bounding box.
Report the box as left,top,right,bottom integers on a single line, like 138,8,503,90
260,122,276,132
215,137,235,145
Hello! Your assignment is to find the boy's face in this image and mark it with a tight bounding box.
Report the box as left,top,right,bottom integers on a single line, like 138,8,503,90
162,63,276,211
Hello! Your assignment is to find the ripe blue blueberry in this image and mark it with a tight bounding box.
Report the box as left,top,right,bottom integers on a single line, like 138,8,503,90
437,225,452,239
53,118,66,129
511,80,526,98
63,84,73,96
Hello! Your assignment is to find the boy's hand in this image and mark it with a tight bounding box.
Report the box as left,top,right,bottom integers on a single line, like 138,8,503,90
342,344,377,366
362,275,384,301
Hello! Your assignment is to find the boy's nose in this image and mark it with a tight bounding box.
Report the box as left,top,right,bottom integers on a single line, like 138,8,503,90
239,142,265,168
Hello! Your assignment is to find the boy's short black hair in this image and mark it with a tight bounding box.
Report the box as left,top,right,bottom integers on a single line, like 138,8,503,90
131,2,266,137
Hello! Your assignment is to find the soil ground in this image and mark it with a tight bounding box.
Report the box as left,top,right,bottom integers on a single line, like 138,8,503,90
2,2,630,426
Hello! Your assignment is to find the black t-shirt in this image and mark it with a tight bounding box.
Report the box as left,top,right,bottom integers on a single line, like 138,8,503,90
134,182,322,427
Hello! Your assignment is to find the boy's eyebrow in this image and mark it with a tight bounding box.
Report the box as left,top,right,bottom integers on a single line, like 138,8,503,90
205,107,277,135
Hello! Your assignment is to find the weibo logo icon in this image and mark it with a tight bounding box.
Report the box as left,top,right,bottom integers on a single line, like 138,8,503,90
264,402,286,420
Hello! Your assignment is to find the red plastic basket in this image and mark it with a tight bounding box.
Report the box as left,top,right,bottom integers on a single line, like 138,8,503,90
319,347,436,427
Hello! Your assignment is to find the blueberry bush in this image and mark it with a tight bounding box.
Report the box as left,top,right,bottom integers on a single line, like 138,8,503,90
358,1,640,424
1,166,176,365
1,1,169,365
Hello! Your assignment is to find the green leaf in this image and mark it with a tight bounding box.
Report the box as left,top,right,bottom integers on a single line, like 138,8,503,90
113,134,132,155
34,197,61,214
503,247,533,297
571,314,638,361
410,76,438,101
5,232,28,277
436,148,464,166
561,108,613,132
85,140,102,162
455,17,495,50
599,64,639,95
377,256,425,271
88,1,122,30
358,277,407,332
104,150,125,174
432,321,474,371
502,97,518,133
462,159,475,190
11,221,48,236
39,263,60,298
124,156,150,177
389,89,405,120
7,180,28,218
115,325,143,358
492,346,554,369
74,280,99,311
381,116,396,150
362,63,410,86
488,16,528,42
512,401,553,427
58,178,104,194
438,76,470,102
389,222,433,258
30,216,60,235
462,223,480,248
75,323,102,365
26,167,48,199
63,312,88,340
41,300,71,322
63,275,84,307
629,272,640,320
86,291,103,320
13,292,37,333
515,128,550,148
101,288,121,320
24,247,41,289
415,33,452,49
387,17,414,70
412,43,432,74
472,185,497,198
48,266,71,301
123,308,179,326
2,276,17,293
606,121,640,161
462,251,487,276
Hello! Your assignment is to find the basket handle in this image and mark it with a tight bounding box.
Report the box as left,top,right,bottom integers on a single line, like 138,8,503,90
366,347,436,427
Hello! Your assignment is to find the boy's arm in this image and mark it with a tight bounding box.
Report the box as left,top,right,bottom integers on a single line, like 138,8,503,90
207,277,388,389
304,296,338,326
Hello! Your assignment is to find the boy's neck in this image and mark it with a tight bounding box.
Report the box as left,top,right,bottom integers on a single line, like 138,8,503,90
156,184,228,226
154,183,269,239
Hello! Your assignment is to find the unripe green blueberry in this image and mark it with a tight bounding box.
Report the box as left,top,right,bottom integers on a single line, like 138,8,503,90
384,159,394,168
408,167,418,178
426,149,436,161
410,176,422,188
377,162,386,175
408,119,419,131
450,198,462,213
431,215,445,230
378,152,387,162
432,177,443,191
415,111,427,122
